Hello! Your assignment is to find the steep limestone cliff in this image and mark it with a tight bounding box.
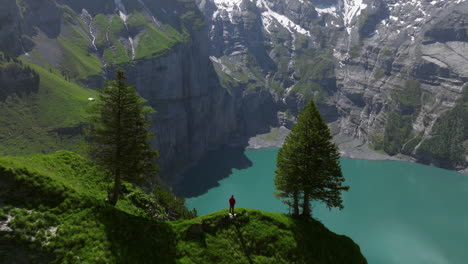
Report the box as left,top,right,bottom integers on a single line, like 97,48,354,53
0,0,466,177
196,0,468,172
0,0,283,182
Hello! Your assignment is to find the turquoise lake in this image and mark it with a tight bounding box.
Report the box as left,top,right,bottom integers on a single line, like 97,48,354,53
185,148,468,264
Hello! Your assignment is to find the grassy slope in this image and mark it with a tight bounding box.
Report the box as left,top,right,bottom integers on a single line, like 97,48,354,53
58,6,103,79
0,151,175,263
174,209,367,264
0,63,97,156
1,1,199,157
127,12,184,60
0,152,367,264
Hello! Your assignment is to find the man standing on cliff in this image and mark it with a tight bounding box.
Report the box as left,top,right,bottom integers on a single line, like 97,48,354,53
229,195,236,215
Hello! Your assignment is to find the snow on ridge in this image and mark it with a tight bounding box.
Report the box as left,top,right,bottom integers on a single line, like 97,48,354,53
315,4,339,16
343,0,367,34
259,0,311,37
213,0,244,6
212,0,311,37
212,0,246,22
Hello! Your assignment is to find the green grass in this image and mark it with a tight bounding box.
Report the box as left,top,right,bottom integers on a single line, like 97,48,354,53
93,14,110,47
0,152,367,264
135,24,181,59
91,14,131,65
173,209,367,264
0,151,177,263
58,23,103,79
32,64,97,127
93,12,185,63
0,151,108,200
0,61,97,156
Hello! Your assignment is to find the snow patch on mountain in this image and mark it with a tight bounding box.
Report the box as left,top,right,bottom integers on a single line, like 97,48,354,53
343,0,367,34
212,0,244,22
211,0,311,36
315,4,339,16
259,0,311,36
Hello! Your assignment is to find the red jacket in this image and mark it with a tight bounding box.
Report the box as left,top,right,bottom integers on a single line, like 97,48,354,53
229,197,236,207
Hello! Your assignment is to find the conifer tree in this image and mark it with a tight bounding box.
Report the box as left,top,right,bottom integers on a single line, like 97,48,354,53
275,100,349,217
88,70,158,205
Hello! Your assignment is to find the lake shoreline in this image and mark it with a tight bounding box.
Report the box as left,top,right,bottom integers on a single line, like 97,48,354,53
245,127,467,175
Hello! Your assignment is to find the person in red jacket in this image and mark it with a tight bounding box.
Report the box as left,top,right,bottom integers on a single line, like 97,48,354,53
229,195,236,214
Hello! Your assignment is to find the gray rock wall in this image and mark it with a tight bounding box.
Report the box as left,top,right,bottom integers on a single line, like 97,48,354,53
100,27,280,182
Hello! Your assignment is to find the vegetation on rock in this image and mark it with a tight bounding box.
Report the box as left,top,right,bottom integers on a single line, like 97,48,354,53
416,85,468,169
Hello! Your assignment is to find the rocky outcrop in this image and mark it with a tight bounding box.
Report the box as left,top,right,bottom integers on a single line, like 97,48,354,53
0,0,466,176
103,35,281,182
105,31,240,181
195,0,467,172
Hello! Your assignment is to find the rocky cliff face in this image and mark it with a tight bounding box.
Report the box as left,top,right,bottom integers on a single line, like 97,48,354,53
105,31,240,181
196,0,468,172
0,0,466,177
0,0,284,182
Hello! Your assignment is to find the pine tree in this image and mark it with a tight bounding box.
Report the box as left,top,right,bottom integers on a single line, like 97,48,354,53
87,70,158,205
275,100,349,217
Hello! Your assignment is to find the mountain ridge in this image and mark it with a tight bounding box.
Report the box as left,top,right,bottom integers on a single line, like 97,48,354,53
0,0,466,179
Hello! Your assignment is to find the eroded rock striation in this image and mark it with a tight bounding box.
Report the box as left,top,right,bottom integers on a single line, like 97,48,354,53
0,0,466,178
196,0,468,172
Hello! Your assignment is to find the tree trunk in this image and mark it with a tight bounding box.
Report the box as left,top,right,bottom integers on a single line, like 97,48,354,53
302,191,310,217
293,190,299,216
109,168,121,206
109,73,124,206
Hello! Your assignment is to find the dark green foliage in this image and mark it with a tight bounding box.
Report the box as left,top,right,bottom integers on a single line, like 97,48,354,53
87,71,158,205
93,205,177,264
383,113,414,155
291,48,334,103
0,53,40,101
416,86,468,169
275,100,349,217
153,185,197,220
382,80,423,155
0,167,69,208
370,134,384,150
393,80,421,115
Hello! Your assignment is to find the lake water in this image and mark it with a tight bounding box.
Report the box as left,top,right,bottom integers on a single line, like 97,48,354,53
185,148,468,264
